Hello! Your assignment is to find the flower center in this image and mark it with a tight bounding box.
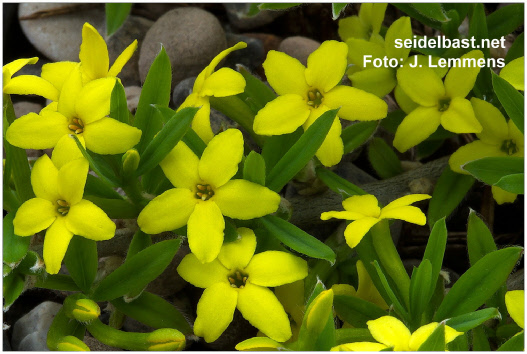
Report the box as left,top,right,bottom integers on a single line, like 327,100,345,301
68,118,85,134
438,98,451,112
228,270,248,289
56,199,70,216
307,89,324,108
195,184,214,201
501,139,518,155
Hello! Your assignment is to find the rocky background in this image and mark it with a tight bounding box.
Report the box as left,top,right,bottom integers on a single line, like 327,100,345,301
3,3,523,351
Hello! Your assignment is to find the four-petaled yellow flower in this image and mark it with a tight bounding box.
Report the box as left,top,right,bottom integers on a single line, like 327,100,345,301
137,129,280,263
449,97,524,204
253,40,388,167
338,3,388,43
177,42,247,143
393,50,484,152
13,155,116,274
3,57,59,101
331,316,462,351
321,194,430,248
177,227,308,343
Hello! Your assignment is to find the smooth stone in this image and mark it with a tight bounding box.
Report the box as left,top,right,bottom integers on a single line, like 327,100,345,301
11,301,62,351
146,245,190,297
172,77,196,108
138,7,227,88
124,85,142,114
13,101,43,117
278,36,320,66
83,335,119,351
223,4,283,30
507,268,524,290
4,331,11,351
224,33,265,71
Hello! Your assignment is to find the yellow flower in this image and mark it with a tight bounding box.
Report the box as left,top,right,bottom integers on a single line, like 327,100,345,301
177,42,247,143
505,290,524,330
6,65,142,157
253,40,388,167
177,227,308,343
321,194,430,248
3,57,59,101
338,3,388,43
331,316,462,351
393,50,484,152
137,129,280,263
499,56,524,91
13,155,115,274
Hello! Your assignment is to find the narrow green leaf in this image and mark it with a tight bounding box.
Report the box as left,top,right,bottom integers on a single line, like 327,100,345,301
262,129,302,172
441,10,460,39
332,3,348,20
134,46,171,153
409,259,433,322
497,331,524,351
126,230,152,261
64,236,98,293
368,137,403,179
85,174,123,200
412,3,449,22
35,274,81,292
260,215,336,263
434,247,523,321
372,260,408,319
333,294,386,328
223,218,239,243
472,325,491,351
462,156,523,186
422,218,447,294
258,3,301,10
3,271,25,310
495,173,524,194
447,332,469,351
83,195,140,219
342,121,377,154
266,109,338,192
392,4,444,30
3,213,30,265
505,33,524,64
105,3,132,37
445,308,501,332
111,291,191,334
467,210,497,266
335,328,375,345
237,65,277,113
492,73,524,134
427,166,475,227
243,151,266,186
417,323,446,351
92,239,181,301
110,80,130,124
487,4,524,39
135,107,197,176
315,167,367,198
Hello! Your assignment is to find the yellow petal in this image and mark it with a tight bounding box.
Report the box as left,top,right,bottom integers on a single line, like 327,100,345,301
349,67,396,98
408,322,438,350
3,57,38,77
367,316,411,351
160,141,200,190
245,251,308,287
51,134,86,169
3,75,59,102
137,188,197,234
445,325,464,344
385,17,412,61
303,106,343,167
338,16,368,41
65,200,115,240
393,106,442,152
394,84,419,114
444,50,484,98
379,206,427,225
441,97,482,134
344,218,380,248
253,94,310,135
263,50,309,96
187,201,225,264
179,93,214,143
31,154,60,201
177,253,229,288
397,65,445,107
505,290,524,329
499,56,524,91
331,342,388,351
346,39,386,67
6,111,69,149
237,282,292,342
321,210,365,221
108,40,138,77
471,97,509,144
201,67,246,97
305,40,348,93
80,23,109,80
214,179,280,220
361,3,388,36
508,119,524,151
194,282,238,343
199,129,243,188
83,117,142,154
449,141,504,174
41,61,78,92
306,289,334,333
43,217,74,274
57,159,89,206
274,280,305,325
342,195,381,218
332,284,357,296
75,78,116,125
383,194,431,210
492,186,518,205
236,337,284,351
356,260,388,309
218,227,256,270
323,85,388,121
13,198,57,236
58,64,83,119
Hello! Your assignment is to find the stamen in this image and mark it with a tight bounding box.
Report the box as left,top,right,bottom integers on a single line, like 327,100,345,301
438,98,451,112
56,199,70,216
501,139,518,155
195,184,214,200
227,269,249,288
68,118,85,134
306,88,324,108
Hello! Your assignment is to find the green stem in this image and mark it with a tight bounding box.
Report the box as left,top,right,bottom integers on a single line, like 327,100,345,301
86,319,150,350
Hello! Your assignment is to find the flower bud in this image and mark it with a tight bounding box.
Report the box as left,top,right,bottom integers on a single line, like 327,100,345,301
56,335,90,351
67,298,100,323
147,328,186,351
122,148,140,176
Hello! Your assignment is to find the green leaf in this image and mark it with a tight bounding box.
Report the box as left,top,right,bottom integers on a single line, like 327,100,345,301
469,4,489,58
335,328,375,345
262,128,302,172
3,213,30,265
495,173,524,194
462,156,523,186
259,215,336,263
243,151,266,186
83,195,140,219
3,271,25,310
427,166,475,227
392,4,446,30
492,72,524,134
472,324,491,351
15,251,42,275
223,218,239,243
110,80,130,124
64,236,98,293
332,3,348,20
409,259,433,322
35,274,81,292
237,65,277,113
258,3,301,11
412,3,449,22
333,294,386,328
126,230,152,261
92,239,181,301
505,33,524,64
447,332,469,351
342,121,378,154
135,107,197,176
111,291,191,334
434,247,523,321
467,210,497,266
134,46,171,153
105,3,132,37
417,323,446,351
441,9,460,39
315,167,367,198
368,137,403,179
46,307,86,350
297,286,334,350
487,4,524,39
372,260,408,319
445,308,501,332
266,109,337,191
497,331,524,351
85,174,123,200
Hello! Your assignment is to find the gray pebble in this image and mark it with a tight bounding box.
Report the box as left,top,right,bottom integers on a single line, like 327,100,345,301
278,36,320,66
224,33,265,71
172,77,196,108
13,102,43,117
223,4,283,30
11,301,62,351
507,268,524,291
